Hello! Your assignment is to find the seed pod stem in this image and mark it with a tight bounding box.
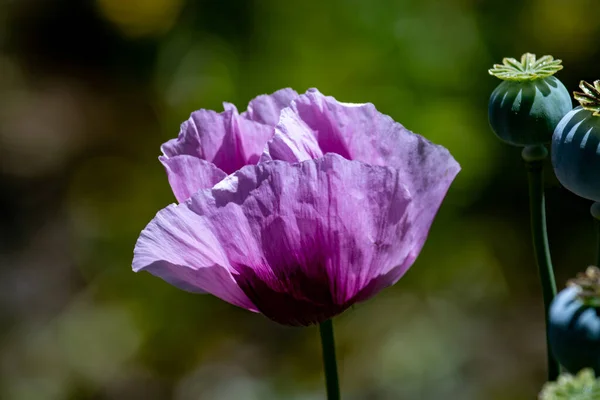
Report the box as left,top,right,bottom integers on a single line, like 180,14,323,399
592,203,600,267
523,145,559,381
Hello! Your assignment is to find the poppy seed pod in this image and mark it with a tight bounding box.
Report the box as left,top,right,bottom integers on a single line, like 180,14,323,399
552,80,600,202
548,266,600,375
488,53,572,146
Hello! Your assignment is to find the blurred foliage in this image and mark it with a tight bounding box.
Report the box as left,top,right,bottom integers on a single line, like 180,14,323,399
1,0,599,398
539,369,600,400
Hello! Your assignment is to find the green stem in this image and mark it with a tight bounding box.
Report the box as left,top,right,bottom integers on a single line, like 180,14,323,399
596,220,600,267
319,319,340,400
591,202,600,266
522,145,559,381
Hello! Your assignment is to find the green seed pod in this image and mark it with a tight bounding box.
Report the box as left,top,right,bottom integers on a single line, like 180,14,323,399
552,80,600,202
548,267,600,375
488,53,572,146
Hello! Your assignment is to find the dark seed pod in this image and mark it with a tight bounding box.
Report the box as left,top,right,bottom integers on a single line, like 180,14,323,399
488,53,572,146
549,266,600,375
552,81,600,202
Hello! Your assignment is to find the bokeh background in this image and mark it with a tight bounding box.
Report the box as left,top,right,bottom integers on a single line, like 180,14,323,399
1,0,599,398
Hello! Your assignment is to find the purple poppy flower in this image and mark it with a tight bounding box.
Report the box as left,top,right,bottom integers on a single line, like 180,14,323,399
133,89,460,326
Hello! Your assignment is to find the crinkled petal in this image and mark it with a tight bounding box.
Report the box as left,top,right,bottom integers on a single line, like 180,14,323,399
177,153,416,326
274,88,461,256
133,204,256,310
222,102,238,113
242,88,299,126
161,108,273,174
159,155,227,202
268,108,324,162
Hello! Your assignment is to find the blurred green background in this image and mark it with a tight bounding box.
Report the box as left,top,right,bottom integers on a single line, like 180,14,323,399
1,0,599,398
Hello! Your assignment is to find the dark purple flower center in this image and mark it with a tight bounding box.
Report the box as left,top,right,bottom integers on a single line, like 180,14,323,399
232,263,349,326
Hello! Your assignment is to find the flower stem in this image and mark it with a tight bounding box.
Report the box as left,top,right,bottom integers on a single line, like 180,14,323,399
591,202,600,266
522,145,559,381
319,319,340,400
